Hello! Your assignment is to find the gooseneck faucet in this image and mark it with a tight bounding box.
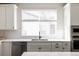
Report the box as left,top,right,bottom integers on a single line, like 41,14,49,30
39,31,41,40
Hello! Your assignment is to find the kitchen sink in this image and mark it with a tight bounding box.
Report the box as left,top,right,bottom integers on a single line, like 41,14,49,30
32,39,48,41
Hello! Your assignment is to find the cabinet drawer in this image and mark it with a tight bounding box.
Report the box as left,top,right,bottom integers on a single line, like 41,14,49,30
52,42,62,51
27,42,51,52
27,42,51,45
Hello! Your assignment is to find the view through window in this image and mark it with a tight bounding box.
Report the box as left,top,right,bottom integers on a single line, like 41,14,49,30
22,9,57,39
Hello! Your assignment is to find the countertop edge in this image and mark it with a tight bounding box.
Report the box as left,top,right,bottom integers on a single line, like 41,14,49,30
0,39,71,42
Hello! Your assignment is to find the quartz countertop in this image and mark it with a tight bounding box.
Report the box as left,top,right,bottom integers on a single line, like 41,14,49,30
0,39,70,42
21,52,79,56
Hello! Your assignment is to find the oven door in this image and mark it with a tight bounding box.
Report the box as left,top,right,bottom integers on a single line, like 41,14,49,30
73,28,79,33
72,26,79,33
72,40,79,51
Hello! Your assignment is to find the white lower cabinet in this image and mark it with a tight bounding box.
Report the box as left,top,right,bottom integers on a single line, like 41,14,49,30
27,42,52,52
1,42,22,56
1,41,12,56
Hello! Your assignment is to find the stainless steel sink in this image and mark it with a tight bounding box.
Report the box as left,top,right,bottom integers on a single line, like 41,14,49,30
32,39,48,41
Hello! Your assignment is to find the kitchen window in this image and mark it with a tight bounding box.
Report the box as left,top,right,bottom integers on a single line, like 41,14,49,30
22,9,57,39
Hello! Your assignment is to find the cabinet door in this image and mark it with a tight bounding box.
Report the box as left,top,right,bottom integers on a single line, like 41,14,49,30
6,5,17,30
1,41,12,56
71,4,79,25
0,4,17,30
0,6,6,29
62,42,70,51
52,42,62,51
27,42,51,52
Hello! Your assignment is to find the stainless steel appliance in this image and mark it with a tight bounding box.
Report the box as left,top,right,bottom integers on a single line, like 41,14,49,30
71,26,79,51
72,26,79,33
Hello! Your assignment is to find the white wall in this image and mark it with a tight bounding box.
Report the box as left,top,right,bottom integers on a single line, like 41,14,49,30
0,3,64,39
56,7,64,39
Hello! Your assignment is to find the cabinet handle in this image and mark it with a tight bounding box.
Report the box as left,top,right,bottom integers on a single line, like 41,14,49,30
55,45,59,48
38,47,42,49
55,46,59,48
62,48,65,49
55,43,59,48
38,47,42,51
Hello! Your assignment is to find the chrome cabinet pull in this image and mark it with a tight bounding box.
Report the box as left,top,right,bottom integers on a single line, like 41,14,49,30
55,43,59,48
38,47,42,50
38,47,42,51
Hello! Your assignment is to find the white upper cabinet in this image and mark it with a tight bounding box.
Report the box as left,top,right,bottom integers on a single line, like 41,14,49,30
0,6,6,29
64,3,79,26
0,4,17,30
71,4,79,25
